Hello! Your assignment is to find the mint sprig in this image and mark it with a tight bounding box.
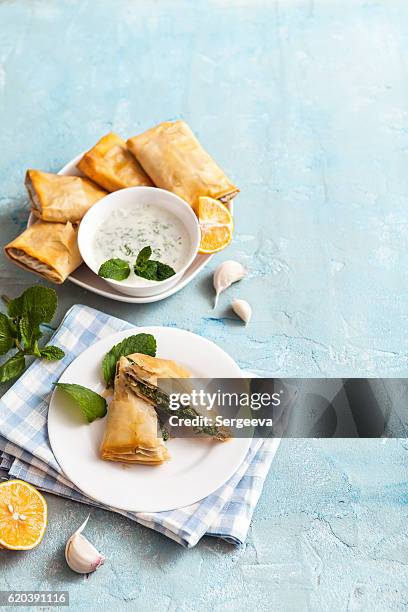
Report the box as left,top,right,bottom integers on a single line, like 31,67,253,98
55,383,107,423
134,246,176,281
98,247,176,283
0,285,65,384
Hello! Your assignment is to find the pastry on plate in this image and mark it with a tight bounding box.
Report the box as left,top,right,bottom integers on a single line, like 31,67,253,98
99,356,180,464
77,132,153,192
127,120,239,211
4,220,82,284
26,170,107,223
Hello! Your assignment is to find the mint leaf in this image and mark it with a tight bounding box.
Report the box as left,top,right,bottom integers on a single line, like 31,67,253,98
98,259,130,281
135,246,152,269
134,246,176,282
102,333,157,387
7,296,23,318
56,383,107,423
18,315,40,350
135,260,158,280
0,352,26,383
156,262,176,280
40,346,65,360
8,286,57,324
0,313,16,355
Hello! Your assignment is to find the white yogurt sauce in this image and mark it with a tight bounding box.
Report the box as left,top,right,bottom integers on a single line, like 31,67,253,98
93,204,191,283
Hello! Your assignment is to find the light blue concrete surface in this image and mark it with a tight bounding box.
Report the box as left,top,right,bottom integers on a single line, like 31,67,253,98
1,1,408,610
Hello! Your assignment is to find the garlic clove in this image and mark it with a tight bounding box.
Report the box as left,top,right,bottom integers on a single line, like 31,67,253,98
231,299,252,325
65,515,105,575
213,260,246,308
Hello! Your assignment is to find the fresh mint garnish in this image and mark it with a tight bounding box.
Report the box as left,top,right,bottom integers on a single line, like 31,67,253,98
102,333,157,387
98,247,176,283
134,246,176,282
0,285,65,384
98,258,130,281
0,352,26,384
7,285,57,323
56,383,107,423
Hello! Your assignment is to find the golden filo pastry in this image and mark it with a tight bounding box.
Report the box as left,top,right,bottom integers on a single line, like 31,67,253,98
26,170,107,223
127,120,239,211
100,356,172,465
4,221,82,284
124,352,191,388
77,132,154,191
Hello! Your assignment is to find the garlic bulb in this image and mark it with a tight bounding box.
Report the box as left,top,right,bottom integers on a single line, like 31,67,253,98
65,515,105,574
213,260,246,308
232,299,252,325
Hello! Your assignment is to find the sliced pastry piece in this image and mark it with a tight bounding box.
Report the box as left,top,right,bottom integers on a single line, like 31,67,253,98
77,132,153,191
26,170,107,223
4,221,82,284
123,353,229,440
100,356,172,464
127,120,239,211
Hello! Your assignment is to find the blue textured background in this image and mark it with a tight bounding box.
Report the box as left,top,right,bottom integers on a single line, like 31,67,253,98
1,1,408,609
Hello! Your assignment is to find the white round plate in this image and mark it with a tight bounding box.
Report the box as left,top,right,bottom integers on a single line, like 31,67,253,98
28,155,233,303
48,327,252,512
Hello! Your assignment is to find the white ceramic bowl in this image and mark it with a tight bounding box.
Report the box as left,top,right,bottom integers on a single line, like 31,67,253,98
78,187,201,297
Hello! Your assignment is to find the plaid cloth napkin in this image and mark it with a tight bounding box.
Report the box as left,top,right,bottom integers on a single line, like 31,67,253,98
0,305,279,548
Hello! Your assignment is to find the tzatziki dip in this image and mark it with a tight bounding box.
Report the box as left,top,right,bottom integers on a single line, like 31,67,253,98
93,204,191,284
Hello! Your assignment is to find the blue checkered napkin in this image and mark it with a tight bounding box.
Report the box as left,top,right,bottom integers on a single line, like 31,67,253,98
0,305,279,547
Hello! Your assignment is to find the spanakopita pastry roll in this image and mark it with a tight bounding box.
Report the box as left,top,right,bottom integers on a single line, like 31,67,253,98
4,221,82,284
127,121,239,211
100,356,170,465
26,170,107,223
77,132,154,192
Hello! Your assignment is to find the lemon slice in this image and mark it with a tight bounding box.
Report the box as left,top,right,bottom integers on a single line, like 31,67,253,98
197,196,234,254
0,479,48,550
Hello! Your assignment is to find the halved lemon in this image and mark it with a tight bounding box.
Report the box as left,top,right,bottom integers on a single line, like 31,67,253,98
0,479,47,550
198,196,234,254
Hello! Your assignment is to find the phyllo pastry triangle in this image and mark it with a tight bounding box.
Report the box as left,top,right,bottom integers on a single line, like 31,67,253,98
127,121,239,211
26,170,107,223
4,221,82,284
77,132,153,192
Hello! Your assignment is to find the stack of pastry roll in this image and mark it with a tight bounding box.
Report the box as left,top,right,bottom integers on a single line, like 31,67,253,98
4,123,239,283
100,354,190,465
4,132,152,284
5,171,107,283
